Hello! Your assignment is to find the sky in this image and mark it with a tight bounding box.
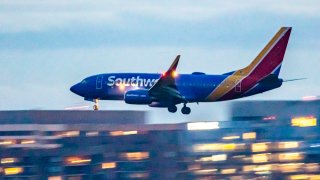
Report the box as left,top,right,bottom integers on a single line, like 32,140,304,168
1,0,320,123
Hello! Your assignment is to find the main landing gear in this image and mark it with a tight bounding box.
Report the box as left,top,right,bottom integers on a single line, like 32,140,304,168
181,105,191,115
93,99,99,111
168,105,178,113
167,104,191,115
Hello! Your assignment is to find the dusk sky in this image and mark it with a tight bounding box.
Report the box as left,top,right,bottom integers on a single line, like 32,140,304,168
1,0,320,123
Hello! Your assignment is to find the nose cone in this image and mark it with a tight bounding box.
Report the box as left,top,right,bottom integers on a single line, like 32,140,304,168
70,83,83,96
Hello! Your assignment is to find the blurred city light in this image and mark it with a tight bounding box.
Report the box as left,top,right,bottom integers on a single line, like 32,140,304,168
48,176,62,180
55,131,80,137
187,122,219,130
110,130,138,136
0,102,318,178
85,131,99,136
222,135,240,140
1,158,17,164
302,95,319,101
102,162,116,169
277,141,300,149
0,140,16,146
221,168,236,174
194,169,217,175
251,142,269,152
278,152,303,162
242,132,256,140
291,116,317,127
128,172,149,178
120,152,149,161
21,139,36,144
252,153,270,163
65,157,91,165
193,143,245,152
197,154,227,162
289,174,320,180
263,115,277,120
4,167,23,175
64,105,90,110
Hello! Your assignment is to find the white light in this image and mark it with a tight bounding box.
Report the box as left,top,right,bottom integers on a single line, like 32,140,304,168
65,105,90,110
302,95,318,101
187,122,219,131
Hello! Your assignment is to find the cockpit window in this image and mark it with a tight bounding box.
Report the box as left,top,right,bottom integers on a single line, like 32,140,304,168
81,79,87,84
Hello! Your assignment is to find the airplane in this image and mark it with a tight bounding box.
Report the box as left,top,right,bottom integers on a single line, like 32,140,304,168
71,27,293,114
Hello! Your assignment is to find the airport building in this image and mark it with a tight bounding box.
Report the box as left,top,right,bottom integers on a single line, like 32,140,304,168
0,100,319,179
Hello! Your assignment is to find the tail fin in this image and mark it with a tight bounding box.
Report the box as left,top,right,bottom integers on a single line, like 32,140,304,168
207,27,292,101
240,27,292,78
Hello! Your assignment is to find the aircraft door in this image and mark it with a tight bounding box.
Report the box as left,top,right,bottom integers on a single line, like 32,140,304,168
235,80,241,93
96,75,103,89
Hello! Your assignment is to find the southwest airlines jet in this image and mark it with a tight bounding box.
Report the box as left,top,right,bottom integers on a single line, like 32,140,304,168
71,27,292,114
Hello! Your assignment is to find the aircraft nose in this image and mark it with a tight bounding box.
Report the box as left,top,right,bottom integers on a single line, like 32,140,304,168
70,83,82,96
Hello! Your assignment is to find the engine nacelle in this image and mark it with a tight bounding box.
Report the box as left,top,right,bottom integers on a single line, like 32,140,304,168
124,89,152,105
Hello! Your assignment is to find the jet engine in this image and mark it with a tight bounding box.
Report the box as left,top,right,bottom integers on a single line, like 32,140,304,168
124,89,152,104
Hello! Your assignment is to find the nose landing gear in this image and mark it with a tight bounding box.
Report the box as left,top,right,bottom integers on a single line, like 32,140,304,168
93,99,99,111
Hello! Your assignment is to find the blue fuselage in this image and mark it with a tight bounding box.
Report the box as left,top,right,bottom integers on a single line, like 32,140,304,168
70,73,282,103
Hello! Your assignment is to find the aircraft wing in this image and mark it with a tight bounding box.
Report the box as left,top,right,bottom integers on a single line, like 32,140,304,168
149,55,185,103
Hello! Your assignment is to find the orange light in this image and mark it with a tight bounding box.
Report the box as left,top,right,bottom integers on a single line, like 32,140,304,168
194,169,217,175
252,143,269,152
193,143,244,152
110,131,138,136
172,71,178,77
221,168,236,174
48,176,62,180
278,152,303,161
243,132,256,140
102,162,116,169
278,142,299,149
65,157,91,165
252,153,269,163
56,131,79,137
162,72,166,76
120,152,149,161
119,84,126,91
21,140,35,144
0,140,16,145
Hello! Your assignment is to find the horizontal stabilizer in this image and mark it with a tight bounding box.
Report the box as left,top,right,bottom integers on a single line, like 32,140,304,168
283,78,307,82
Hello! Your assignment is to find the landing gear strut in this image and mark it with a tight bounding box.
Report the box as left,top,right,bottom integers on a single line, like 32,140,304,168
181,104,191,115
93,99,99,111
168,105,177,113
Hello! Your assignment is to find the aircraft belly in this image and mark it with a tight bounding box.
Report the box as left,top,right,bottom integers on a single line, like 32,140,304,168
177,86,212,102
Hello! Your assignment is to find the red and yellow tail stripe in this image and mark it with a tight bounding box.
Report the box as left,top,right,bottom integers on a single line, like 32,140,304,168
206,27,292,101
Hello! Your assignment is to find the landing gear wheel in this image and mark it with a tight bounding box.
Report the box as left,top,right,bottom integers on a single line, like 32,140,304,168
181,106,191,115
93,99,99,111
93,104,99,111
168,106,177,113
